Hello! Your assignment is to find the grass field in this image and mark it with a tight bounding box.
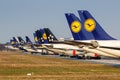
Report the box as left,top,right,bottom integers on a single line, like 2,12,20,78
0,51,120,80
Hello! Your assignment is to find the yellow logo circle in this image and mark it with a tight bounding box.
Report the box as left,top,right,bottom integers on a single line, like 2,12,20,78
71,21,81,33
34,37,38,42
43,33,47,40
84,18,96,32
11,41,15,45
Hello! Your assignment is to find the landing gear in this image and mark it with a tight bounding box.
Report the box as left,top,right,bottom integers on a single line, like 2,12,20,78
86,56,101,59
41,49,48,55
76,55,85,59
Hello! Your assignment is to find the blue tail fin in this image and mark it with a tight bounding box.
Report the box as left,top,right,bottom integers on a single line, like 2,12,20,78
17,36,25,45
65,13,94,40
25,36,32,44
12,37,19,47
10,39,14,45
39,29,48,44
13,37,18,43
78,10,116,40
10,39,16,46
33,32,41,44
44,28,57,42
35,30,43,44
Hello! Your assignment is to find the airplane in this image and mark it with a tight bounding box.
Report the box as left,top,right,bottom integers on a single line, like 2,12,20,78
35,28,53,55
78,10,116,40
5,39,19,50
65,10,120,58
65,13,103,59
65,13,94,40
10,36,42,54
39,28,49,44
65,13,118,58
23,35,44,54
32,28,87,58
77,10,120,58
35,29,44,44
33,30,49,54
44,28,58,43
12,37,21,48
6,37,25,51
33,28,72,55
25,36,32,44
11,37,19,47
33,32,41,44
33,29,60,55
17,36,26,45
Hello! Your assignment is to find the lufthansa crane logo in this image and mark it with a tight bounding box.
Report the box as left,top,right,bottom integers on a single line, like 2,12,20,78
11,41,15,45
84,18,96,32
71,21,81,33
34,37,38,42
43,33,47,40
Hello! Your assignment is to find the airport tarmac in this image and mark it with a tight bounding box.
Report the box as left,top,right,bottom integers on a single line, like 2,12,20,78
33,53,120,67
81,59,120,67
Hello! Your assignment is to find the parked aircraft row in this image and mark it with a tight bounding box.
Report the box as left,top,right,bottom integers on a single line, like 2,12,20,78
7,10,120,59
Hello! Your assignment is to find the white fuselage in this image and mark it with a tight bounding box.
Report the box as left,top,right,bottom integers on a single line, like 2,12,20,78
81,40,120,58
97,40,120,48
21,45,42,53
43,43,84,56
44,43,81,50
5,45,19,50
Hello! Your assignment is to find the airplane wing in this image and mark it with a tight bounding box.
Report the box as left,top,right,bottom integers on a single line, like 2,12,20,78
41,44,67,54
41,44,86,57
52,40,99,48
33,40,120,58
51,40,119,58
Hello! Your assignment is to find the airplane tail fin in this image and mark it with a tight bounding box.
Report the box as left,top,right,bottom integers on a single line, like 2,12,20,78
65,13,94,40
17,36,25,45
35,30,43,44
25,36,32,44
12,37,19,47
13,37,18,43
39,29,49,44
10,39,16,46
44,28,58,42
33,32,41,44
10,39,14,45
78,10,116,40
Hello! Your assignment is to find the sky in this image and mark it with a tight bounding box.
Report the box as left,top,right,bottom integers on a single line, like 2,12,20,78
0,0,120,43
